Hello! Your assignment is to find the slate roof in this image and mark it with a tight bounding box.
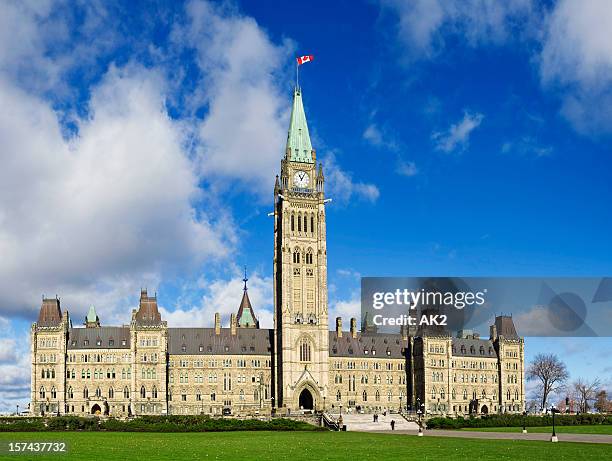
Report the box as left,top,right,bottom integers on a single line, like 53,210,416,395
37,298,62,327
236,290,259,328
168,328,273,355
452,338,498,358
329,332,408,359
68,327,130,349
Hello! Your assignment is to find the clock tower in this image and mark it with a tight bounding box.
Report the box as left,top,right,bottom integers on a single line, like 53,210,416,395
273,87,329,411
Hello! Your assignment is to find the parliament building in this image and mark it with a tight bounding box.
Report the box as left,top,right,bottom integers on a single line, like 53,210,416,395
30,87,525,418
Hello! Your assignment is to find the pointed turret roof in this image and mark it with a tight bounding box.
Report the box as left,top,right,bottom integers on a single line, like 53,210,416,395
85,305,100,327
286,87,314,163
236,268,259,328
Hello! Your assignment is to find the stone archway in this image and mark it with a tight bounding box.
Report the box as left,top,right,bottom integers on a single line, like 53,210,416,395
299,388,314,410
481,405,489,415
91,404,102,415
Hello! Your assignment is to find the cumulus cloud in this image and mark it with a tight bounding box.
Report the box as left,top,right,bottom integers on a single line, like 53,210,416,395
160,271,273,328
329,292,362,326
177,0,293,197
432,111,484,153
0,65,233,320
539,0,612,135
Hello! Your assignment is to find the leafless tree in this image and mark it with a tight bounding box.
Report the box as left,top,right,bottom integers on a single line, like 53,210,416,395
526,353,568,410
573,378,602,413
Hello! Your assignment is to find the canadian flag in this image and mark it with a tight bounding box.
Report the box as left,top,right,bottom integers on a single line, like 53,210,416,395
296,55,314,65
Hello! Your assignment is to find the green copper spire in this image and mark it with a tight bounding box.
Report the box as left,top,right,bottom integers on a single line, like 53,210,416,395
286,87,314,163
85,305,100,327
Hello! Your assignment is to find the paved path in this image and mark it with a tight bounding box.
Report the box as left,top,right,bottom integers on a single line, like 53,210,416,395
327,412,419,432
380,429,612,444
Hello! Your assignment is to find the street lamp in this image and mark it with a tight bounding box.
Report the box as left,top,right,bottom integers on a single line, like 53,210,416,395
338,404,343,431
399,396,403,413
550,405,559,442
522,410,527,434
16,404,19,416
323,396,326,412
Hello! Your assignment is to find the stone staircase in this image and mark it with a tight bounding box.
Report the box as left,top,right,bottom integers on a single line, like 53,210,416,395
326,411,420,432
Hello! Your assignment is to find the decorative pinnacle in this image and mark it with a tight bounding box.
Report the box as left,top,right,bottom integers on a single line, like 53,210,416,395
243,266,248,291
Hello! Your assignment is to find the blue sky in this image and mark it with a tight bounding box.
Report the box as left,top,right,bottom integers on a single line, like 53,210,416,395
0,0,611,412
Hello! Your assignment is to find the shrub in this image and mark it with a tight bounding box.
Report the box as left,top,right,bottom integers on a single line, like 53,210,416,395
425,413,611,430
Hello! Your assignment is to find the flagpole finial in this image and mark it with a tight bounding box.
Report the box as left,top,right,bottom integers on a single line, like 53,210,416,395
243,265,248,291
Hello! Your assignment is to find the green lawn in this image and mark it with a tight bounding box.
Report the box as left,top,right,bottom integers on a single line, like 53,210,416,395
0,432,609,461
460,425,612,435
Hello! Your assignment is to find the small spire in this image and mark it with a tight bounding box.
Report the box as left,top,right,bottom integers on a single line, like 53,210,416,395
243,266,248,291
286,87,314,163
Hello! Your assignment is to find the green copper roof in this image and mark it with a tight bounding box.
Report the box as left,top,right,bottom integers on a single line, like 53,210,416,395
86,305,98,323
286,87,314,163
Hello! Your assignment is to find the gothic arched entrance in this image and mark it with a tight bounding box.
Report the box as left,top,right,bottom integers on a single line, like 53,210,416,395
299,389,314,410
91,404,101,415
481,405,488,415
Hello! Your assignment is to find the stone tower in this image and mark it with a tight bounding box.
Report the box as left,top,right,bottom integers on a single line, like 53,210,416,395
273,87,329,411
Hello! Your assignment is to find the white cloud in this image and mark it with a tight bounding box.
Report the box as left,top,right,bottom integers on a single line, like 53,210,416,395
179,0,293,197
501,136,553,157
0,63,234,319
396,160,418,177
324,153,380,203
363,123,384,146
539,0,612,135
329,292,362,326
432,111,484,153
160,271,273,328
381,0,533,60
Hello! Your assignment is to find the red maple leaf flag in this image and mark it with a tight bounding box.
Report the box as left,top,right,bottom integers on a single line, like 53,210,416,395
296,55,314,65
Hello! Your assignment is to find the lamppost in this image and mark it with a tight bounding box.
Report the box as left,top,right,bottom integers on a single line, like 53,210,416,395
271,397,275,417
522,410,527,434
550,405,559,442
399,396,403,413
338,404,343,430
323,396,326,412
16,405,19,416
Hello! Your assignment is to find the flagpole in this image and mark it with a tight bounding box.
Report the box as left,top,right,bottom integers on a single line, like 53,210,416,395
296,59,299,89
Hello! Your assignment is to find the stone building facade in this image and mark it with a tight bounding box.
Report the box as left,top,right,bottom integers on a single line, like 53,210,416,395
30,87,525,418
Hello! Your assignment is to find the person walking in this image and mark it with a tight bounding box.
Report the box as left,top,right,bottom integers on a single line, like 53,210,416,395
390,419,395,430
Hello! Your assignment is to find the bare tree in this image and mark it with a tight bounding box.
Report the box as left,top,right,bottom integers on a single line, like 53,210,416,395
526,353,568,410
574,378,602,413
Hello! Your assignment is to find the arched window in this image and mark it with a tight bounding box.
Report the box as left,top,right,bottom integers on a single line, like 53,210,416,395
124,386,130,399
83,387,88,399
303,215,308,233
39,386,45,399
306,248,313,264
109,387,114,399
440,389,445,399
362,390,368,402
51,369,55,379
507,390,511,400
299,338,311,362
152,386,158,399
460,345,466,354
515,390,519,400
95,387,101,398
482,389,486,399
336,390,341,401
51,386,57,399
297,214,302,232
293,249,301,264
451,388,456,399
463,389,468,400
388,390,393,402
291,214,295,232
141,386,146,399
375,390,380,401
431,387,436,400
310,215,314,234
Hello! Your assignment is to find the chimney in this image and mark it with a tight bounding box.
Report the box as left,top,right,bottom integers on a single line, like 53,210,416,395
490,324,497,341
350,318,357,338
230,313,237,336
215,313,221,335
336,317,342,338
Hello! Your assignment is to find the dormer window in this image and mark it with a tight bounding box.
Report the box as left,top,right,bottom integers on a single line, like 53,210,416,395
109,340,114,347
84,340,89,346
181,344,186,352
199,345,204,352
96,339,101,346
122,340,127,346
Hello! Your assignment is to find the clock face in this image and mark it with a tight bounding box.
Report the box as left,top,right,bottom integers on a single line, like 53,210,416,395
294,170,310,188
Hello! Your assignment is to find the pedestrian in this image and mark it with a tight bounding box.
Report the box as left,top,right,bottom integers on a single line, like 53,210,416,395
391,419,395,430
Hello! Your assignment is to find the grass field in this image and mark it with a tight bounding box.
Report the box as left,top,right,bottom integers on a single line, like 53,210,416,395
460,425,612,435
0,431,610,461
